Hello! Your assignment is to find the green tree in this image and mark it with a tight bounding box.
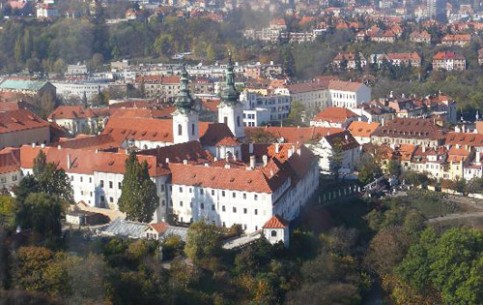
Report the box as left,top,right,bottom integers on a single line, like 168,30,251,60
329,139,344,181
286,100,305,126
16,193,63,238
387,159,401,177
184,220,221,264
118,152,159,223
281,46,296,78
244,128,277,143
0,195,16,228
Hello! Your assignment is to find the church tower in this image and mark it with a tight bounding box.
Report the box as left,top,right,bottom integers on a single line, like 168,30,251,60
218,53,245,139
172,66,199,144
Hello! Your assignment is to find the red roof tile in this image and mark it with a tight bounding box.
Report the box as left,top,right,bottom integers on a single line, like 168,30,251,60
263,215,288,228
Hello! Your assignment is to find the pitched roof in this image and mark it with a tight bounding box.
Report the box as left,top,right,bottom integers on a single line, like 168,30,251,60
328,80,364,92
245,126,344,144
0,79,49,91
48,106,96,120
313,107,358,123
324,130,360,150
0,109,50,134
347,121,380,137
286,81,329,94
263,215,288,228
0,148,20,174
19,146,162,176
445,132,483,147
149,222,169,234
433,51,465,60
372,118,445,140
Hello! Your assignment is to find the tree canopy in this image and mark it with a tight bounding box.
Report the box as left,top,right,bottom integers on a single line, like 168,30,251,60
118,151,159,223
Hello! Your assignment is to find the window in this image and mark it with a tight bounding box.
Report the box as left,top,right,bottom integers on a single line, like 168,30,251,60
0,177,6,183
178,124,182,136
243,208,247,214
118,182,122,189
189,188,192,193
109,197,113,203
211,190,215,196
232,192,236,198
233,207,237,213
71,176,74,181
254,194,258,201
222,191,225,197
243,193,247,199
190,202,193,208
212,204,215,211
161,184,165,192
222,205,226,212
109,181,113,189
200,188,204,195
101,196,105,203
180,201,183,207
191,123,195,135
255,209,258,215
100,180,104,187
237,116,240,127
224,117,228,124
271,230,277,237
162,200,166,206
80,177,83,182
89,177,92,183
200,203,204,209
179,187,183,193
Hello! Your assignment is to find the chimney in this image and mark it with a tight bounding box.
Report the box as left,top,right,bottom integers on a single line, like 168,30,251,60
40,143,45,148
249,143,254,154
165,158,170,164
67,154,71,169
270,170,274,177
214,157,218,162
275,143,280,153
32,143,36,148
381,118,385,126
57,145,61,150
183,159,188,165
224,163,231,169
262,155,268,167
204,163,209,167
250,155,256,169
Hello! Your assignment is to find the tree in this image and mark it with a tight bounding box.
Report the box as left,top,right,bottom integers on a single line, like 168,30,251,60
16,193,63,238
387,159,401,177
286,100,305,126
0,195,16,228
281,46,296,78
244,128,277,144
184,220,221,263
13,246,69,297
329,139,344,181
118,152,159,223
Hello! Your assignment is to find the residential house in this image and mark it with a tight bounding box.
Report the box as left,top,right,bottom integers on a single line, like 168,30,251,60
410,30,431,44
441,34,471,47
371,118,445,147
310,107,360,129
0,148,21,191
332,52,367,70
328,80,371,109
432,51,466,71
347,121,380,144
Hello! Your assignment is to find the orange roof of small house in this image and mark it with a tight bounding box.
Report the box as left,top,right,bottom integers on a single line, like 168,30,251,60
263,215,289,228
313,107,358,123
348,121,380,137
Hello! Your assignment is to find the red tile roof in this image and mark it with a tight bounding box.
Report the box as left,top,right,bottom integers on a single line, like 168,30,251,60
372,118,445,140
0,148,20,174
445,132,483,147
149,222,169,234
0,109,49,134
324,130,360,150
328,80,364,92
263,215,288,228
245,126,344,144
313,107,358,123
48,106,97,120
348,121,380,137
433,51,465,60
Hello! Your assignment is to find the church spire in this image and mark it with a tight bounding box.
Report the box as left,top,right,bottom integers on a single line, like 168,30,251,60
221,52,239,105
174,65,195,114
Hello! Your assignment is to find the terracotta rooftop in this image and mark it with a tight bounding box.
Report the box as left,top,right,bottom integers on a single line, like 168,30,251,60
0,109,50,134
372,118,445,140
313,107,358,123
324,130,360,150
347,121,380,138
328,80,364,92
263,215,289,229
445,132,483,147
245,126,344,144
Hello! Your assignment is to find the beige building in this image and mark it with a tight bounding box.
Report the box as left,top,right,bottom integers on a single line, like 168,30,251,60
371,118,445,147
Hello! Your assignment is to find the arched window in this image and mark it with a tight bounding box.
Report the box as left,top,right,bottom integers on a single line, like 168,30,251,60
271,230,277,237
178,124,182,136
